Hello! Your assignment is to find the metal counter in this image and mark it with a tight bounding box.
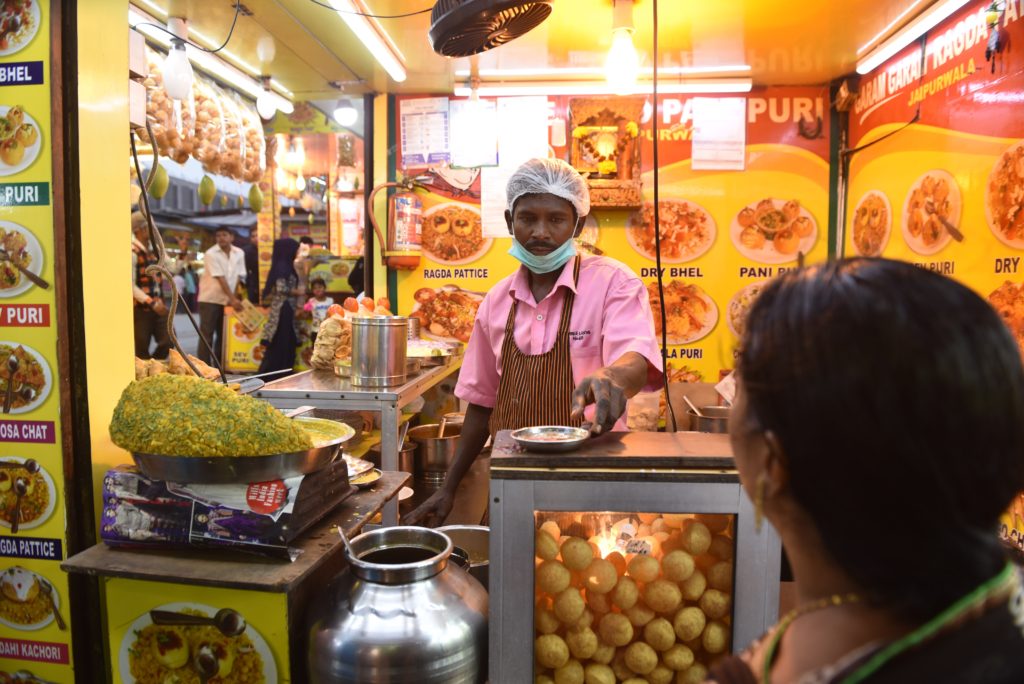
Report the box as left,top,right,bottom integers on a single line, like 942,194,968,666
255,358,462,524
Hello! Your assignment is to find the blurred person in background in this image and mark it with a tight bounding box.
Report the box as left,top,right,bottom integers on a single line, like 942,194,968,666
132,211,188,359
712,258,1024,684
243,230,259,304
258,238,305,379
197,226,245,365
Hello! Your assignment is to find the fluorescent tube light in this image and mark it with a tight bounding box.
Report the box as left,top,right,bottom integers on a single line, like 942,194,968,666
856,0,927,55
856,0,971,74
326,0,407,82
453,79,753,97
454,65,752,78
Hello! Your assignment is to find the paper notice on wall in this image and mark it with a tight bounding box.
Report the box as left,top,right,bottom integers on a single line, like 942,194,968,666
450,98,498,168
480,96,551,238
692,97,747,170
400,97,450,166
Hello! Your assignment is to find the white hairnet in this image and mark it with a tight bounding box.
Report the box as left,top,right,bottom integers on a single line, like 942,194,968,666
506,158,590,218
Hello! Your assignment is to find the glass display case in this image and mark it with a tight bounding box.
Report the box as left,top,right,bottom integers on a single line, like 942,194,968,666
488,430,781,682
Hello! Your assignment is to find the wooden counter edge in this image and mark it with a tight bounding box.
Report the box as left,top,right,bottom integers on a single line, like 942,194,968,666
61,471,410,593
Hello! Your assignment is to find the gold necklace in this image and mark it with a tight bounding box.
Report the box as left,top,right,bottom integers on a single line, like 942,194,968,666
761,592,863,683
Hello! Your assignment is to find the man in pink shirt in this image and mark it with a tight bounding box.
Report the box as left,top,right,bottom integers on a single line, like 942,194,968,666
406,158,662,526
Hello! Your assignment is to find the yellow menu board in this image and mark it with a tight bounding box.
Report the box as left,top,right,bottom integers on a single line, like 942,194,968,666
0,3,75,681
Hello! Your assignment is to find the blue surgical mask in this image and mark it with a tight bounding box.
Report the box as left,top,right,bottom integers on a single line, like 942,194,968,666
508,237,577,273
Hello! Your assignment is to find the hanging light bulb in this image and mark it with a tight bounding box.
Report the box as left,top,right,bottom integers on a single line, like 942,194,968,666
605,0,640,95
296,173,306,192
333,98,359,127
256,36,277,65
163,39,194,100
256,76,277,120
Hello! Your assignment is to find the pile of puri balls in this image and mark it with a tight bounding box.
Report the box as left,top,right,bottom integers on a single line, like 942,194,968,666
534,513,734,684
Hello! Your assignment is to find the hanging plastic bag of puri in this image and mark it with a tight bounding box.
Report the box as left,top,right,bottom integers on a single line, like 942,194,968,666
142,46,196,164
192,75,225,172
215,87,247,180
239,97,266,183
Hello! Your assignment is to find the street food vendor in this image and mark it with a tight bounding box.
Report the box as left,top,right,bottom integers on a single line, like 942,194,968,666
406,158,663,525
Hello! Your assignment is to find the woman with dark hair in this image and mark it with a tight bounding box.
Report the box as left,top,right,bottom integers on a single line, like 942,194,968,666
257,238,304,378
715,258,1024,684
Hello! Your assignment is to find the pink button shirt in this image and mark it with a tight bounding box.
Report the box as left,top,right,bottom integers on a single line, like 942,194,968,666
456,255,664,429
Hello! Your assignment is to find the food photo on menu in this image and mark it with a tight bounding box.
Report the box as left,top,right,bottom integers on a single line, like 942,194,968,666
0,565,64,632
0,458,54,533
0,105,41,175
731,198,817,263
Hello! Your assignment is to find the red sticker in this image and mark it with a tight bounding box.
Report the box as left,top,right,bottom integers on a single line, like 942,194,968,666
245,480,287,515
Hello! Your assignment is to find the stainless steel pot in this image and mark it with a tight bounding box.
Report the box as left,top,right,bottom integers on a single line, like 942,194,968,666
437,525,488,589
308,526,488,683
351,316,409,388
687,406,730,433
367,441,417,475
408,423,461,484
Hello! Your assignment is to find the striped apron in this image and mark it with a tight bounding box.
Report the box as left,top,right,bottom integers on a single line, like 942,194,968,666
489,256,584,437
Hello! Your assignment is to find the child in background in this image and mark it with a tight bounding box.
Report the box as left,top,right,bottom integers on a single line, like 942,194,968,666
305,278,335,335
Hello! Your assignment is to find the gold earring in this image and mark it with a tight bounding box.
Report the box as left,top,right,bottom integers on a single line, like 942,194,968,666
754,473,766,533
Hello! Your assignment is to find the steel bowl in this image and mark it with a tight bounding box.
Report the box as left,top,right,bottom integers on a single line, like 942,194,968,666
437,525,489,589
510,426,589,453
687,406,730,433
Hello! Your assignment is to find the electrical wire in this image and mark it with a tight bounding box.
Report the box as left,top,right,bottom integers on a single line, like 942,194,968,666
307,0,433,18
131,0,242,54
650,0,678,432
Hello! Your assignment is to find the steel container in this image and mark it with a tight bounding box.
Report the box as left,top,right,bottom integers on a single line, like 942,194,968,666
407,316,422,340
308,526,488,683
367,441,417,476
351,316,409,388
408,423,462,484
437,525,489,589
687,406,731,433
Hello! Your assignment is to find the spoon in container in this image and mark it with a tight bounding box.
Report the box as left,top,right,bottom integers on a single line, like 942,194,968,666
10,477,26,534
682,395,704,418
437,415,449,439
193,644,218,684
337,526,358,561
150,607,246,637
39,578,65,630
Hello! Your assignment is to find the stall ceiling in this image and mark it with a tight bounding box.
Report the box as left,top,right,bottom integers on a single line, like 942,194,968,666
136,0,929,97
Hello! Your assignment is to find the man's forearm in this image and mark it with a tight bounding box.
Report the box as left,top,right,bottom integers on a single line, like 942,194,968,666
441,403,492,495
605,351,650,398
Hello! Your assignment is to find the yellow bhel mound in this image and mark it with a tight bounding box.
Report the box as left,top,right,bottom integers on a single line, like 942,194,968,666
598,612,634,647
708,561,734,591
644,579,683,613
628,554,660,583
536,676,555,684
560,537,594,571
680,569,707,601
536,634,570,669
649,664,675,684
709,534,734,561
611,576,640,610
592,642,616,665
624,642,658,675
643,617,676,651
676,663,708,684
662,644,695,671
606,551,627,576
541,520,562,542
680,522,712,555
673,606,706,641
583,663,615,684
586,588,613,614
538,560,572,594
699,589,732,620
554,658,584,684
625,602,656,627
566,626,599,660
661,550,696,582
537,529,560,561
576,608,595,629
536,602,561,634
663,513,688,529
702,620,729,654
584,558,618,594
554,587,586,624
695,513,731,534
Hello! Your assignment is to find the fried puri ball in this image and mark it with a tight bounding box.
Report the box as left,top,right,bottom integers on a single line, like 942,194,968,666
541,520,562,542
598,612,634,647
708,561,734,591
622,680,648,684
624,642,658,675
592,641,615,665
673,606,707,641
643,617,676,651
625,601,656,627
536,634,570,669
536,599,561,634
611,654,635,681
554,587,586,624
680,522,712,555
662,513,688,529
610,576,640,610
627,554,660,583
583,663,615,684
587,588,613,614
662,644,696,671
709,534,734,561
583,558,618,594
676,663,709,684
694,553,718,573
537,529,560,560
560,537,594,571
538,560,572,594
536,676,555,684
638,512,659,525
651,517,669,534
649,664,675,684
554,658,584,684
702,620,730,654
566,626,599,659
699,589,732,620
644,579,683,613
661,550,696,582
576,608,595,629
606,551,627,576
680,569,707,601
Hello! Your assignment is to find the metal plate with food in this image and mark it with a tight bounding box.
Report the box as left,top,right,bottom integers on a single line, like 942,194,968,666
343,456,375,480
131,417,355,484
627,199,716,263
350,468,382,489
422,202,492,265
901,169,961,256
730,198,817,264
511,426,590,453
